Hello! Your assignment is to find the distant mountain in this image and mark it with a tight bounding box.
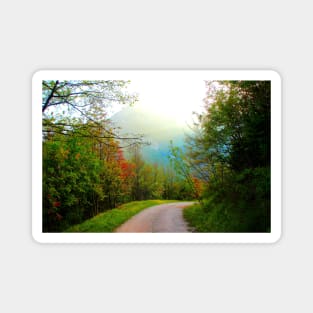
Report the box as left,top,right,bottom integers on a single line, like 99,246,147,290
111,105,190,164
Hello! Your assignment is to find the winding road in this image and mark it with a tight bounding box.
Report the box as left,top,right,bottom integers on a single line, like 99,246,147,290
115,202,194,233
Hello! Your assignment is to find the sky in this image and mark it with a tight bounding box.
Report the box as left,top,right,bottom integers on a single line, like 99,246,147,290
124,78,207,126
44,78,208,128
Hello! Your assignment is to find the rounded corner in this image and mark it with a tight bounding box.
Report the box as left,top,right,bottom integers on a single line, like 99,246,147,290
269,230,282,244
31,231,44,244
268,69,282,84
32,70,45,84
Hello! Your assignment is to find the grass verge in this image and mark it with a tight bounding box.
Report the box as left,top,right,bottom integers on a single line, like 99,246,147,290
183,203,210,232
184,202,271,232
65,200,178,232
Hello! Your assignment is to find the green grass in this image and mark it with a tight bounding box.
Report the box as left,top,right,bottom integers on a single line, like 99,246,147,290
184,202,234,232
184,202,271,233
183,203,210,232
64,200,178,232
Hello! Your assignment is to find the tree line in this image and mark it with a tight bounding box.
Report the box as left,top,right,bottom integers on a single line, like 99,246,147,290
42,80,197,232
42,79,270,233
184,80,271,232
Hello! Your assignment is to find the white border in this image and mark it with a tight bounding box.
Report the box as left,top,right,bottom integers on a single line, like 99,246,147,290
32,70,281,243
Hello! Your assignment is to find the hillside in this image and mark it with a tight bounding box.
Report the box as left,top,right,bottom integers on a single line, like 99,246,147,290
111,105,190,164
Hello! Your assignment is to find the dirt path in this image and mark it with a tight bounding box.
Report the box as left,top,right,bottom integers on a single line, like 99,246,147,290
115,202,194,233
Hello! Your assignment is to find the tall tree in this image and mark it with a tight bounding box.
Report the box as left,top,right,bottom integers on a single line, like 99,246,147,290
42,80,137,115
42,80,144,147
42,80,142,232
169,141,201,201
186,80,271,232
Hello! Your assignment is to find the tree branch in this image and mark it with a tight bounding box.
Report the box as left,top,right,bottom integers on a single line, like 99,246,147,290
42,80,59,112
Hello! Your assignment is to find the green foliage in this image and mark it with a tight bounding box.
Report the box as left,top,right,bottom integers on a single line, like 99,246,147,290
43,125,104,232
168,141,202,200
43,120,194,232
42,80,143,232
43,79,271,233
125,143,195,202
42,79,202,233
43,122,193,232
183,204,208,232
185,80,271,232
42,80,138,118
65,200,177,232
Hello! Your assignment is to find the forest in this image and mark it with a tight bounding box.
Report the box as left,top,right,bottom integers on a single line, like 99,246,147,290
42,79,270,233
183,81,271,232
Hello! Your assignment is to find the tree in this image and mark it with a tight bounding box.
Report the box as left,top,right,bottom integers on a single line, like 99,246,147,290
42,80,150,232
116,149,135,202
42,80,144,147
128,143,146,200
186,80,271,232
168,141,202,200
43,125,103,231
42,80,137,115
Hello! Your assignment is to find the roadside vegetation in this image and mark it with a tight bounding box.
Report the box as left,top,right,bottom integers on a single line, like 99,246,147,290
65,200,177,232
43,79,270,233
183,203,207,232
42,80,199,232
183,81,271,232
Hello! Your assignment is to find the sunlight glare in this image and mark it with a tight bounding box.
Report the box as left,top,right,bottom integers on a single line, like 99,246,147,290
127,78,206,125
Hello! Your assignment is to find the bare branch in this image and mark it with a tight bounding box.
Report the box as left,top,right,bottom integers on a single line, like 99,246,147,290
42,80,59,112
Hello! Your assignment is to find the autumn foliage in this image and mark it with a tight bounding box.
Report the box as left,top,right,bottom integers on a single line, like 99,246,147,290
42,80,202,232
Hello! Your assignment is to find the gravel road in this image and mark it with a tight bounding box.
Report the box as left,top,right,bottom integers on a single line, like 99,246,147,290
115,202,194,233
